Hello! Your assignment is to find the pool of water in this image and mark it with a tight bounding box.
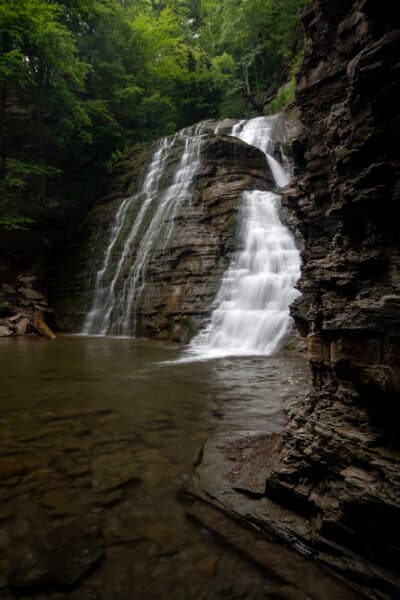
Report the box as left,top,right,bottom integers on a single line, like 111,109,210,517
0,335,309,599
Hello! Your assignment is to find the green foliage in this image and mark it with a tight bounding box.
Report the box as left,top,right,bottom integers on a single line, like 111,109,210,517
267,49,304,113
0,211,34,230
267,80,295,114
200,0,306,115
0,0,306,230
0,301,11,316
0,160,60,229
2,162,62,189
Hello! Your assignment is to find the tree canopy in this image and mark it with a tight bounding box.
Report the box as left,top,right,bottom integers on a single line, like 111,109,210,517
0,0,306,228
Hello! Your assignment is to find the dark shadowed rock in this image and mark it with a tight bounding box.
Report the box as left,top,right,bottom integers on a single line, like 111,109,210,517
0,274,53,338
193,2,400,598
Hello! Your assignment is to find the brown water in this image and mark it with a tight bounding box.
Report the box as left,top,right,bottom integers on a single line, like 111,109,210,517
0,335,309,599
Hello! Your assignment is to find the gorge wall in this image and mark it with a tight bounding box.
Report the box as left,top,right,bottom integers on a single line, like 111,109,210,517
274,0,400,593
193,2,400,598
280,0,400,585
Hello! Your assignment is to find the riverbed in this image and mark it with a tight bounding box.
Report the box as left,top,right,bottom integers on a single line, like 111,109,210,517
0,335,314,599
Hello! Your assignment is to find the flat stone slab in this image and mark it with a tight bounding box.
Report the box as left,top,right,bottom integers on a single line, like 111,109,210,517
192,432,362,600
187,500,323,600
220,432,283,497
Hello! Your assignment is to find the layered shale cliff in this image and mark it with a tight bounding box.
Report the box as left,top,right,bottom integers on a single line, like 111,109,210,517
194,2,400,598
272,0,400,593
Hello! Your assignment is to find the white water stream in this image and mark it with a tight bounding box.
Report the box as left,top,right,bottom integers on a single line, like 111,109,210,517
83,123,208,336
82,135,178,335
189,117,301,358
83,115,301,357
189,189,301,357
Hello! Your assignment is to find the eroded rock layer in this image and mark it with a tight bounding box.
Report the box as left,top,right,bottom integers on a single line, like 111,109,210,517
264,0,400,594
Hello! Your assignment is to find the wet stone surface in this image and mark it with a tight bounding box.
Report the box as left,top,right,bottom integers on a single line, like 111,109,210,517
0,335,310,599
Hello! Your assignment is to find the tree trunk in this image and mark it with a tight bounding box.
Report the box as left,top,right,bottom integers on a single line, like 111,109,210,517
242,64,271,115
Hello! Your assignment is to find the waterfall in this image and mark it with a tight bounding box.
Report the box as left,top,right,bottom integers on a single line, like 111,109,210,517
83,115,300,352
118,122,207,335
266,155,291,188
189,116,301,357
83,123,208,336
82,135,177,335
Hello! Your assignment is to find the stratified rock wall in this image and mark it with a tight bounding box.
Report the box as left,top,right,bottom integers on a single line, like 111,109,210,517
50,136,271,340
270,1,400,596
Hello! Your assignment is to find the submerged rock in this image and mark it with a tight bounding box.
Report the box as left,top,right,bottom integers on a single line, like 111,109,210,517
91,453,141,492
8,517,104,591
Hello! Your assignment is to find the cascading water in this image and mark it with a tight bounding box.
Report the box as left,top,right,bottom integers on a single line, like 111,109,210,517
230,116,291,187
83,115,300,354
119,123,206,336
188,116,301,358
82,135,177,335
83,123,208,336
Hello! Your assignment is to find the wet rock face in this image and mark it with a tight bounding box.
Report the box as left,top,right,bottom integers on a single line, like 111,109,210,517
136,136,270,341
51,135,271,340
270,0,400,596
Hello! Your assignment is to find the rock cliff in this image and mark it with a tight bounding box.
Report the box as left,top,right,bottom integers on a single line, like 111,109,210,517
278,1,400,593
193,2,400,598
50,135,271,340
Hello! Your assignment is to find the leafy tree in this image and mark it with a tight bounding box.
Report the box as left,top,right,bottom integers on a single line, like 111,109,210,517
199,0,306,115
0,0,88,228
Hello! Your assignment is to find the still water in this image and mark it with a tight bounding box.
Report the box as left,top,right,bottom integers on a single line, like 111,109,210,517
0,335,310,599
